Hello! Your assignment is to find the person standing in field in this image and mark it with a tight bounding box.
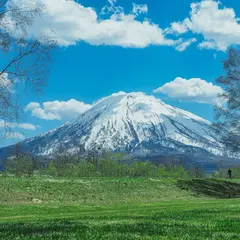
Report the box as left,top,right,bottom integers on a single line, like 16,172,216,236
228,169,232,179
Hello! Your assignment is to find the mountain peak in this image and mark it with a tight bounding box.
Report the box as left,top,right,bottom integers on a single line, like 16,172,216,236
90,91,209,125
11,92,223,157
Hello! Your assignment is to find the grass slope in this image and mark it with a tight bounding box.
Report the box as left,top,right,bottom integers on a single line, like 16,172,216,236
0,177,240,239
0,177,201,205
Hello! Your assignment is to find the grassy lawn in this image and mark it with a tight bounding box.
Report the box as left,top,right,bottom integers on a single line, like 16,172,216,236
0,177,240,239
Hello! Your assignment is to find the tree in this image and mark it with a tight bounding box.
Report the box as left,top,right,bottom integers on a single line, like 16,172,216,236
45,160,57,177
5,155,36,176
214,48,240,153
5,144,36,176
188,163,205,178
0,0,55,135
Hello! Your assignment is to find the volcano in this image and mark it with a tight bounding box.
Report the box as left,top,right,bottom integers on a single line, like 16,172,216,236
3,92,225,159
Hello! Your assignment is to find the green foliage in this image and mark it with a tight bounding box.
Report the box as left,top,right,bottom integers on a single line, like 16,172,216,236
37,158,189,178
3,152,195,179
40,160,57,177
5,155,36,177
39,160,98,178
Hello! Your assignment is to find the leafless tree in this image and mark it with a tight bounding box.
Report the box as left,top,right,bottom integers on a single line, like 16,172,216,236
0,0,55,138
213,48,240,154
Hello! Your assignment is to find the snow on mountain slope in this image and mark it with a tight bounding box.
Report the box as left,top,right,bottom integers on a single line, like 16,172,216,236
22,92,224,157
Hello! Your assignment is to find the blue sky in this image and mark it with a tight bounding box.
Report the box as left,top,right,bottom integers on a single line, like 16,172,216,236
1,0,240,147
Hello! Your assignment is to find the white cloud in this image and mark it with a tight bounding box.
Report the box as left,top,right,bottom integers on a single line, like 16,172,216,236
166,0,240,51
3,0,178,49
175,38,197,52
165,20,189,35
24,102,40,112
5,132,25,140
17,123,38,130
0,120,38,131
101,0,123,15
0,73,13,91
132,3,148,15
109,0,117,5
153,77,224,104
25,99,92,121
0,121,26,140
31,108,60,121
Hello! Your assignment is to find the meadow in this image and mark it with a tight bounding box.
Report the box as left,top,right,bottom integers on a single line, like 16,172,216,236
0,177,240,239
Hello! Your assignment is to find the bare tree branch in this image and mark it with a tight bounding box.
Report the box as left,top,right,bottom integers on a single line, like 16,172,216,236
213,48,240,154
0,1,55,141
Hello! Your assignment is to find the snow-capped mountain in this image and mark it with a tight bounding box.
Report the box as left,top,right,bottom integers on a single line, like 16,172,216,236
15,92,225,158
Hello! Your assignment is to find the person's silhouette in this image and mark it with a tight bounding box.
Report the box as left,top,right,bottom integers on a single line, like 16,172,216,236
228,169,232,179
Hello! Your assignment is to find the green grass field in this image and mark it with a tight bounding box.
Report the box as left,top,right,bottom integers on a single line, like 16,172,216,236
0,177,240,239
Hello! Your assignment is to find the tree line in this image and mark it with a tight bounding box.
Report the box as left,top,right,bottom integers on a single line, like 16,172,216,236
1,150,208,178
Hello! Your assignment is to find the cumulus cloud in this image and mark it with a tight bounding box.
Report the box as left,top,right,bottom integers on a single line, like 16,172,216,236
166,21,189,35
0,120,38,131
24,102,40,112
153,77,224,104
25,99,92,121
3,0,179,49
31,108,60,121
166,0,240,51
